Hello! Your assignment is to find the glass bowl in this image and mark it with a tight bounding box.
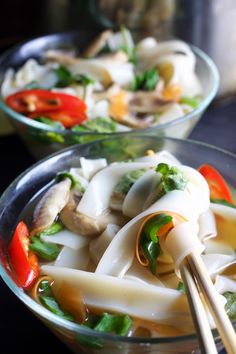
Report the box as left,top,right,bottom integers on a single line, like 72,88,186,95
0,31,219,159
0,135,235,354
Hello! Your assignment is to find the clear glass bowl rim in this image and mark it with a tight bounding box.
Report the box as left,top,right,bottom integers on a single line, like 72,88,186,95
0,135,235,345
0,32,219,136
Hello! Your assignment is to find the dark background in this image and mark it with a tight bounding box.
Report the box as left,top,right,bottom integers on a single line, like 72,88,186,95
0,1,235,353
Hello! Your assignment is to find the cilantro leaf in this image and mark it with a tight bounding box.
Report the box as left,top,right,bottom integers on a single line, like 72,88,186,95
156,163,188,196
114,168,147,194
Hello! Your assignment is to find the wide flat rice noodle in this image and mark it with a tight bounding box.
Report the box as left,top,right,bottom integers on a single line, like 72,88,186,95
41,265,193,331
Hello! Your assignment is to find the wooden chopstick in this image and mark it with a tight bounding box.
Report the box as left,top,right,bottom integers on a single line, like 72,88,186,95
187,252,236,354
180,261,218,354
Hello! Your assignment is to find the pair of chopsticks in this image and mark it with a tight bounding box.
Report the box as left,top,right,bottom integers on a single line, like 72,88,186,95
180,252,236,354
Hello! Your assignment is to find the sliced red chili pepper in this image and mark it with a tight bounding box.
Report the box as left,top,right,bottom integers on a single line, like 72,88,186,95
29,110,88,128
8,221,39,289
198,164,234,203
6,89,87,115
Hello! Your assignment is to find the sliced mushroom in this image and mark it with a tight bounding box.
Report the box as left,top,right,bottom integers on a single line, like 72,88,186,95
31,178,71,236
93,83,121,100
83,30,113,58
129,91,174,114
60,191,127,237
108,90,153,128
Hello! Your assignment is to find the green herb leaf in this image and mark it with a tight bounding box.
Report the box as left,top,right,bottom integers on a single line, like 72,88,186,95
156,163,188,196
39,280,74,321
29,236,61,261
143,214,173,243
76,74,95,86
54,65,74,87
94,313,132,336
36,221,64,236
72,116,117,134
120,26,136,64
56,171,77,188
131,68,159,91
223,292,236,321
54,65,94,87
30,221,63,260
141,214,171,274
177,281,186,293
114,169,147,195
179,96,201,109
40,295,74,321
141,238,161,275
39,279,52,295
35,117,65,130
211,198,236,209
77,312,132,349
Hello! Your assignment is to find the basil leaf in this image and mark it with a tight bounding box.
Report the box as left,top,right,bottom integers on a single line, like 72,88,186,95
40,295,74,321
211,198,236,209
114,168,147,195
141,214,172,274
131,68,159,91
72,116,117,134
156,163,188,196
77,312,132,349
54,65,94,87
29,236,61,261
143,214,173,243
141,238,161,275
94,313,132,336
180,96,201,109
54,65,74,87
77,314,104,349
223,292,236,321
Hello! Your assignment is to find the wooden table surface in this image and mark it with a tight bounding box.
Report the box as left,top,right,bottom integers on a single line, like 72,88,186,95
0,98,235,354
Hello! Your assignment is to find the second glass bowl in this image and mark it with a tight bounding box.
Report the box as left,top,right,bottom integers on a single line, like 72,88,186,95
0,31,219,159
